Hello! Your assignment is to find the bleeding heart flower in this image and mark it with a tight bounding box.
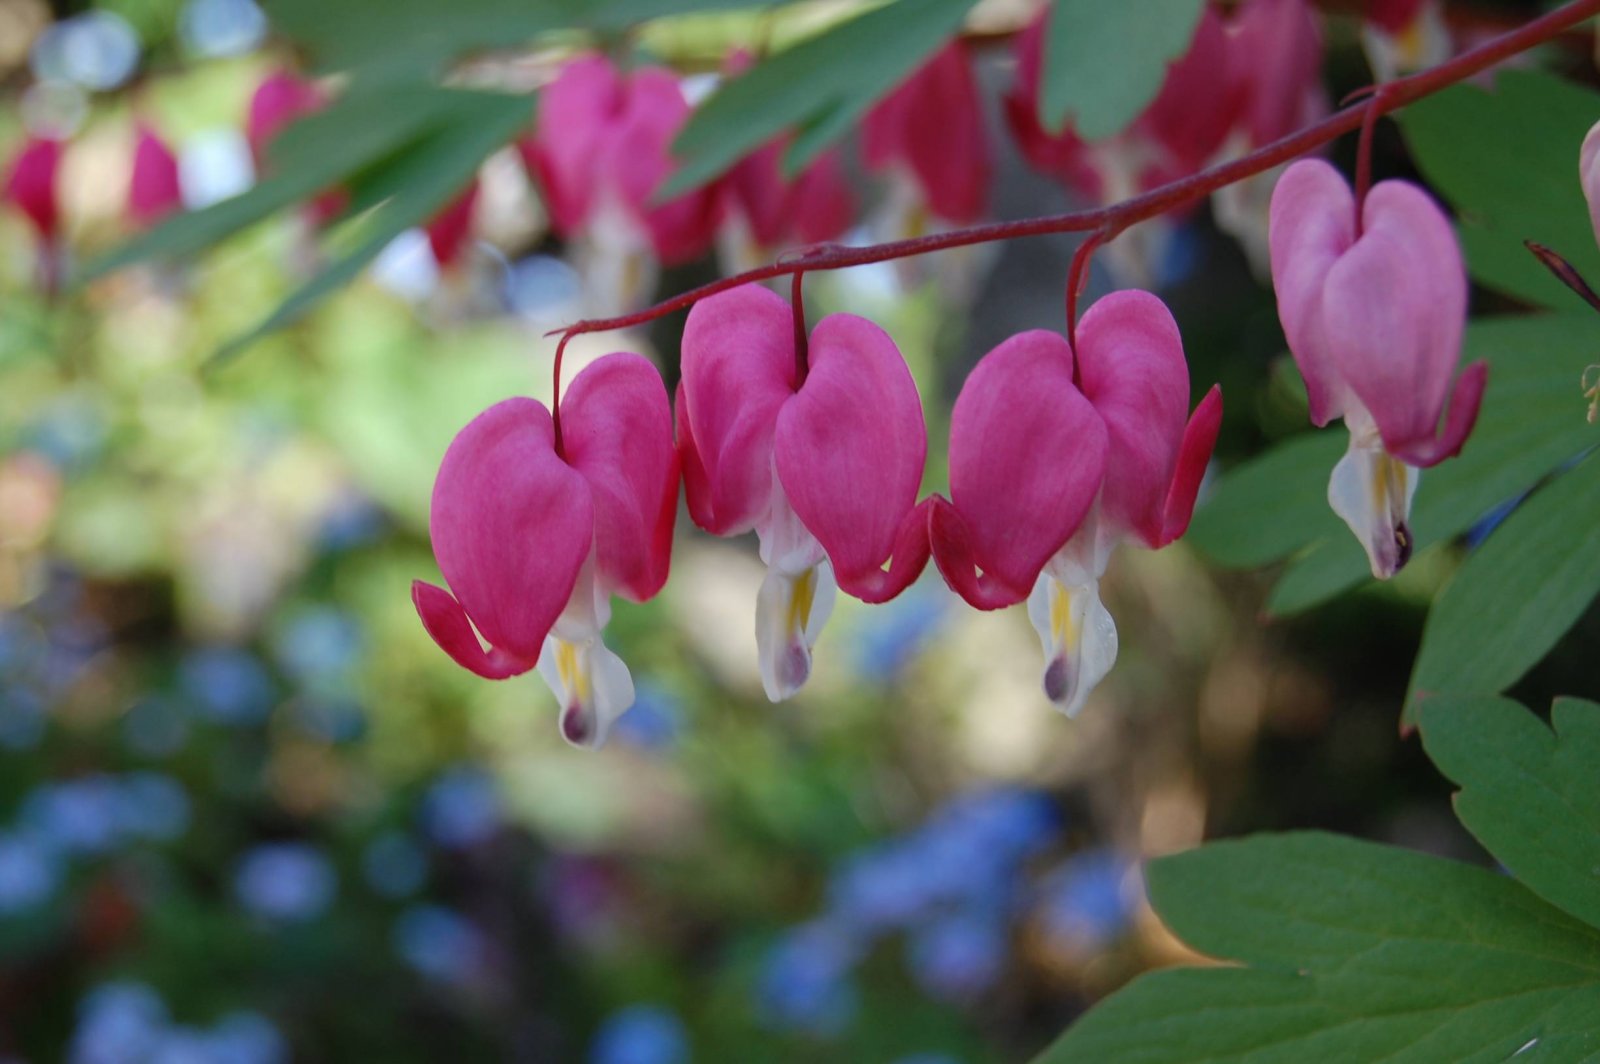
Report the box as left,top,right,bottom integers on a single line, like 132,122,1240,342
5,135,64,292
1006,5,1235,283
128,124,182,229
930,291,1221,716
863,42,990,228
1269,158,1487,579
413,353,679,748
1362,0,1450,81
424,180,479,271
520,54,721,312
246,70,325,168
1212,0,1328,276
677,284,931,701
1582,120,1600,252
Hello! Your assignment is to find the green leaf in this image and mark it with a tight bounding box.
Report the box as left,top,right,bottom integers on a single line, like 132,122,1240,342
1036,833,1600,1063
1401,70,1600,311
662,0,979,198
1406,450,1600,724
1039,0,1206,140
1190,314,1600,615
1185,431,1343,568
211,91,534,364
81,86,517,283
1421,695,1600,932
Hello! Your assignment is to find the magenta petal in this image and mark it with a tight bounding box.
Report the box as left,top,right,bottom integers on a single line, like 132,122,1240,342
412,581,534,679
428,398,593,665
1583,120,1600,250
678,285,796,535
938,330,1107,603
1227,0,1325,148
1159,385,1223,546
560,353,680,602
529,54,624,236
247,70,323,167
774,313,929,603
5,137,62,239
928,496,1028,610
1268,159,1357,427
1324,178,1467,453
1003,15,1102,200
1139,4,1236,174
1390,359,1487,468
863,42,990,224
790,149,855,246
1074,291,1192,547
607,67,721,264
425,180,479,269
128,126,182,229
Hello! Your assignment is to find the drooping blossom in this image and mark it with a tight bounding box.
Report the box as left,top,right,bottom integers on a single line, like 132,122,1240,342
1581,119,1600,252
128,124,183,228
246,69,343,227
1212,0,1328,275
1005,5,1237,283
716,49,854,272
1268,159,1486,578
864,42,991,231
4,136,65,292
520,54,721,314
677,284,931,701
929,291,1221,716
424,180,479,271
413,354,679,747
1362,0,1450,82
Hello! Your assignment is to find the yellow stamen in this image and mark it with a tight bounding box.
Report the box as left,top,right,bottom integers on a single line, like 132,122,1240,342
556,640,591,706
1370,452,1409,519
1050,580,1078,650
787,568,817,638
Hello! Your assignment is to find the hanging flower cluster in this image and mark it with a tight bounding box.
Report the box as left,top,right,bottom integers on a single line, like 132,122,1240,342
415,281,1222,744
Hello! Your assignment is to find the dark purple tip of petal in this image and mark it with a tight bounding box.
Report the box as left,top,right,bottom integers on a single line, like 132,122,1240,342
561,703,594,747
1043,657,1069,705
780,644,811,693
1394,521,1414,572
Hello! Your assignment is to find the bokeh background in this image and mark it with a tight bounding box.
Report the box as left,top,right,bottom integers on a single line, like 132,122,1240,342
2,1,1597,1061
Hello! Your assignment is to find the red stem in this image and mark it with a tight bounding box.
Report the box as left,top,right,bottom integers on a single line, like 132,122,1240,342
1352,86,1392,235
792,270,808,384
1065,229,1108,352
551,330,573,456
550,0,1600,346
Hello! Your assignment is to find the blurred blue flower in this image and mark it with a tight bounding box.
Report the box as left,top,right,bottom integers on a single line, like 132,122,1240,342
1157,222,1203,289
0,831,59,913
0,614,45,680
1465,493,1527,550
589,1005,690,1064
757,920,859,1036
851,582,948,682
123,696,190,757
234,842,336,922
363,831,427,899
315,491,387,553
180,647,274,726
118,773,191,842
612,682,680,750
0,686,47,750
830,842,938,933
291,696,366,743
179,0,268,59
1036,848,1142,951
217,1013,284,1062
935,788,1060,862
420,768,502,849
208,1012,287,1064
70,982,168,1064
908,913,1006,1002
22,776,125,856
273,608,363,691
146,1026,216,1064
24,395,106,474
394,905,485,985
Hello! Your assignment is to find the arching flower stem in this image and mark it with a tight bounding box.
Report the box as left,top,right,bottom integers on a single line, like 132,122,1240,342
792,269,809,385
546,0,1600,348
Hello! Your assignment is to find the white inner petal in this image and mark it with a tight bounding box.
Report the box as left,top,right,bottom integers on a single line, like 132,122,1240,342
534,546,635,748
755,558,838,703
1328,404,1421,580
1026,570,1119,719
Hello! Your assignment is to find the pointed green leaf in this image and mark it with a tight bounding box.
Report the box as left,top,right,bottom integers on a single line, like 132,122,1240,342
1421,695,1600,932
662,0,979,198
1035,833,1600,1063
1040,0,1207,140
1406,451,1600,724
1401,70,1600,310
